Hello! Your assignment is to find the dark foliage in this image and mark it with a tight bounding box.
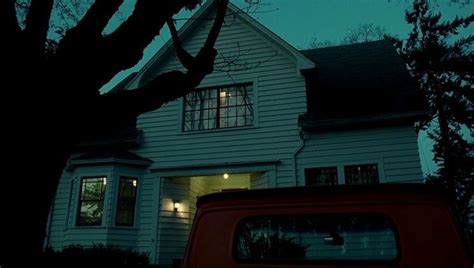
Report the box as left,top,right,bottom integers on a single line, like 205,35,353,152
41,244,150,266
390,0,473,233
1,0,229,264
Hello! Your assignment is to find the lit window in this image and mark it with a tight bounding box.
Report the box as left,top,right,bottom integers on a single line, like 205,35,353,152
305,167,338,186
77,177,106,226
345,164,379,184
116,177,138,226
183,84,253,131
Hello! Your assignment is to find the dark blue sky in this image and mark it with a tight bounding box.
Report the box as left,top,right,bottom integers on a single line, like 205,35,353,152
99,0,473,176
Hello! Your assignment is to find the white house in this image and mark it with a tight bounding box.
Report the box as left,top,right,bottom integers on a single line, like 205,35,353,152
45,1,426,267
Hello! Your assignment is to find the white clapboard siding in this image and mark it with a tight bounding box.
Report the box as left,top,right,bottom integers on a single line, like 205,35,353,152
298,125,423,184
133,5,305,195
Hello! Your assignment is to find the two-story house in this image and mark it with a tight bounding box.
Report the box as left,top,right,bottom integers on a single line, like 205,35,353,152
44,1,426,267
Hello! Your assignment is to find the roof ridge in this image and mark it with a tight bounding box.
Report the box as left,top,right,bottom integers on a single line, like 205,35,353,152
299,39,392,53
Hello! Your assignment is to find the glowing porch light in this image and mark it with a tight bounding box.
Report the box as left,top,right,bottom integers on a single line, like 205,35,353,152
173,201,181,212
132,180,137,187
223,173,229,179
103,178,107,186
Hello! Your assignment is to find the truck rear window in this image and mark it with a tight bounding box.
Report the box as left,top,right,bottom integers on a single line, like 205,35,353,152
234,213,399,263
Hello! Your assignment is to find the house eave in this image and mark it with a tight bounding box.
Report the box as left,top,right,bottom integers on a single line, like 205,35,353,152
66,156,153,171
298,111,428,132
150,160,281,172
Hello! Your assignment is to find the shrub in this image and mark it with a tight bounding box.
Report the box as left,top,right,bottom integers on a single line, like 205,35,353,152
41,244,150,266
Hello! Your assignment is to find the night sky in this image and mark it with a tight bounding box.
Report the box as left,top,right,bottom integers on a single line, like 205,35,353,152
99,0,473,176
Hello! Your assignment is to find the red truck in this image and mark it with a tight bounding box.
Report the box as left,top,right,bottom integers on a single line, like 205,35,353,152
182,184,472,268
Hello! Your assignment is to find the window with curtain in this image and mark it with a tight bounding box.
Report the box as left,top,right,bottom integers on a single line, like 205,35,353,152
77,177,107,226
183,83,254,131
344,164,379,184
116,177,138,226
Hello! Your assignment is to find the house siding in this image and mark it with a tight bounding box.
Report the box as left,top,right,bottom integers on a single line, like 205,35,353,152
134,10,305,179
297,125,423,185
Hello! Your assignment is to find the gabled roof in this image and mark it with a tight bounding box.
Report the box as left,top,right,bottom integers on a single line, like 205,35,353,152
300,40,417,93
125,0,314,89
299,40,426,126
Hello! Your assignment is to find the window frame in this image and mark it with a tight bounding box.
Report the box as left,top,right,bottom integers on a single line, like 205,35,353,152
76,176,107,226
115,176,138,227
302,160,384,186
344,163,380,185
232,213,401,265
305,166,339,186
181,82,255,132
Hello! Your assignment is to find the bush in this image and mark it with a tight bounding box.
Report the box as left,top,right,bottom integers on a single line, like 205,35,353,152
41,244,150,266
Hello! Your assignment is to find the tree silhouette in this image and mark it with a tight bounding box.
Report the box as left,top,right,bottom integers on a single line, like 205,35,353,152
2,0,229,262
390,0,473,229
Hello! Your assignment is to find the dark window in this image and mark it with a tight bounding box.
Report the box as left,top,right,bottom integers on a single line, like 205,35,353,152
345,164,379,184
116,177,138,226
77,177,106,226
234,213,398,263
183,84,253,131
305,167,338,186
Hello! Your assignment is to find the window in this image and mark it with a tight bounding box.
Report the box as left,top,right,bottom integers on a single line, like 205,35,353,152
345,164,379,184
183,83,253,131
77,177,106,226
116,177,138,226
305,167,338,186
234,213,398,263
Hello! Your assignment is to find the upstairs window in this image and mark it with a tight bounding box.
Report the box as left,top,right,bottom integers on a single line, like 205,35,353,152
116,177,138,226
345,164,379,184
183,83,253,132
305,167,338,186
77,177,107,226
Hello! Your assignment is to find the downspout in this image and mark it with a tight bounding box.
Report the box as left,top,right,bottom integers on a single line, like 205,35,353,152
293,67,316,186
293,129,306,186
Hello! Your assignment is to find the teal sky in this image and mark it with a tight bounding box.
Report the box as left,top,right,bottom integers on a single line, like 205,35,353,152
99,0,473,176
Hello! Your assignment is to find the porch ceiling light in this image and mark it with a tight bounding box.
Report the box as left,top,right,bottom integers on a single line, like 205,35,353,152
173,201,180,212
223,173,229,180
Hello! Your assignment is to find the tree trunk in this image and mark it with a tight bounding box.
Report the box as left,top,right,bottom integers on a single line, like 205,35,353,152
435,93,456,201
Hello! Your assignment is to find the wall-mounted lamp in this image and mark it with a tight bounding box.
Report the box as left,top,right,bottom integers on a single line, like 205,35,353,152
132,180,137,187
223,173,229,180
173,201,180,212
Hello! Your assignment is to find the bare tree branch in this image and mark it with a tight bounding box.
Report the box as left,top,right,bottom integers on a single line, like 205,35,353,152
101,70,192,117
71,0,124,37
167,19,195,70
102,0,230,116
102,0,187,68
23,0,54,56
201,0,228,52
167,0,229,73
